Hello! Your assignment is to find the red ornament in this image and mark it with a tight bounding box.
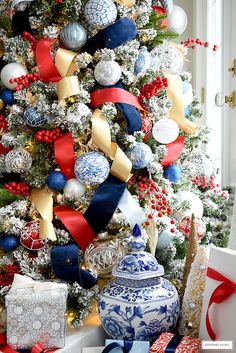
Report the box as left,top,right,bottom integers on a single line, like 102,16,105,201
20,221,47,250
152,6,168,29
141,116,152,140
178,216,206,241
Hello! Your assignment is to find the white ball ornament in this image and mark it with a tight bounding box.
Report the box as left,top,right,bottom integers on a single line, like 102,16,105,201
5,148,32,173
167,5,188,35
63,178,86,199
152,118,179,144
150,43,184,75
94,60,121,86
175,190,204,219
0,63,28,90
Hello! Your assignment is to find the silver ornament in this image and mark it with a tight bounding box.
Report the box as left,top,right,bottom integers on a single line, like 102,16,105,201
63,178,86,199
0,63,28,90
60,23,87,51
182,151,216,181
168,5,188,35
5,148,32,173
85,0,117,29
151,43,184,75
94,60,121,86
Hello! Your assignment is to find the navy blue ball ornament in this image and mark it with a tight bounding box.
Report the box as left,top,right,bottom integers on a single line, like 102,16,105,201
0,234,19,252
0,88,14,106
23,107,46,127
164,164,182,183
134,47,151,74
125,142,153,170
47,171,67,191
85,0,117,29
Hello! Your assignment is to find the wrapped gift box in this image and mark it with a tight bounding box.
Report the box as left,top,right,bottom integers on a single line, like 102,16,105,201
150,332,201,353
105,339,150,353
82,348,105,353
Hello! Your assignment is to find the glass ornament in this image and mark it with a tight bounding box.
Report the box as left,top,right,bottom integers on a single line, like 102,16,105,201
20,221,47,250
94,60,121,86
0,63,28,90
47,171,67,191
152,118,179,144
0,234,19,252
0,88,14,106
178,216,206,241
5,148,32,173
167,5,188,35
63,178,86,199
60,23,87,51
125,142,153,170
182,151,216,182
23,107,46,127
174,191,204,219
150,43,184,75
85,0,117,29
164,164,182,183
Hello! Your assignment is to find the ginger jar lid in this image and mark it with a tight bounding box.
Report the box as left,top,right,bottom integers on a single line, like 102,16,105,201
112,224,164,280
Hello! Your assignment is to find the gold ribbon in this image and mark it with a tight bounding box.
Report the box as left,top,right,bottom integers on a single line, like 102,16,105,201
91,109,132,182
29,189,56,241
114,0,135,7
165,72,198,134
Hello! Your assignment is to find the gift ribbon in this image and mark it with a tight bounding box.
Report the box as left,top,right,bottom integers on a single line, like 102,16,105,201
54,133,75,180
0,333,57,353
10,274,67,292
102,342,132,353
91,109,132,182
206,267,236,341
164,334,184,352
29,189,56,241
161,136,185,167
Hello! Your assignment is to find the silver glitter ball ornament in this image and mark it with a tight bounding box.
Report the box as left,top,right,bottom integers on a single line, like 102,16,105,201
5,148,32,173
151,42,184,75
60,23,87,51
85,0,117,29
94,60,121,86
23,107,46,127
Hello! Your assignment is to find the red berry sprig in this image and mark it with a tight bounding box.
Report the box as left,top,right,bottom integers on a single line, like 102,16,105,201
181,38,218,51
139,76,168,100
35,128,64,144
23,31,37,51
10,73,41,91
192,175,215,190
0,264,20,287
0,115,8,132
4,182,31,197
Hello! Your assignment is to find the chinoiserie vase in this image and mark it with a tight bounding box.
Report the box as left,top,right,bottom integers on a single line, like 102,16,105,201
98,226,180,341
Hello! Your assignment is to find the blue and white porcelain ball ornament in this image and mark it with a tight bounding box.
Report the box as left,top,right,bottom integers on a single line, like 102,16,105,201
125,142,153,170
99,225,179,341
74,152,110,186
0,234,19,252
134,47,151,74
23,107,46,127
60,23,87,51
85,0,117,29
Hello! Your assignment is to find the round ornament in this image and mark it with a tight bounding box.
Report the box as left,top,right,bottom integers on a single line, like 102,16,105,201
23,107,46,127
60,23,87,51
47,171,67,191
5,148,32,173
167,5,187,35
150,43,184,75
0,88,14,106
0,63,28,90
164,164,182,183
63,178,86,199
152,118,179,144
134,47,152,74
0,234,19,252
94,60,121,86
125,142,153,170
182,151,216,182
175,190,204,219
74,152,110,186
141,116,152,140
178,216,206,241
84,0,117,29
20,221,47,250
157,230,175,249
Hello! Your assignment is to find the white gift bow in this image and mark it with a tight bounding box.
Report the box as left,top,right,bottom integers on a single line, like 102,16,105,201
118,189,146,228
10,274,67,292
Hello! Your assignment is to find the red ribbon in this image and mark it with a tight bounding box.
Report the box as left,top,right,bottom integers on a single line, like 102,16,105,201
90,88,146,111
36,39,61,83
0,334,57,353
161,136,185,166
206,267,236,340
54,205,95,250
54,133,75,180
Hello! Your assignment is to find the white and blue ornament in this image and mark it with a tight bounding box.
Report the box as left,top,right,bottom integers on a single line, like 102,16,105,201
134,47,151,74
5,148,32,173
159,0,173,13
175,190,203,219
63,178,86,199
47,171,67,191
151,43,184,75
23,107,46,127
167,5,187,35
85,0,117,29
0,63,28,90
0,234,19,252
94,60,121,86
0,88,14,106
60,23,87,51
152,118,179,144
74,152,110,186
157,230,175,249
125,142,153,170
164,164,182,183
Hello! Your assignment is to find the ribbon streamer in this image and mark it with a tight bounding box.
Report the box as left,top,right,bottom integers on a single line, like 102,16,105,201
12,9,32,36
118,189,146,228
91,109,132,182
36,39,61,83
161,136,185,167
206,267,236,341
29,189,56,241
54,133,75,180
114,0,135,7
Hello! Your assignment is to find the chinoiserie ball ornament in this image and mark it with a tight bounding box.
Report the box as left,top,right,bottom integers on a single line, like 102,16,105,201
164,164,182,183
152,118,179,144
47,171,67,191
0,234,19,252
23,107,46,127
84,0,118,29
178,216,206,241
151,43,184,75
0,63,28,90
94,60,121,86
125,142,153,170
63,178,86,199
5,148,32,173
167,5,188,35
60,23,87,51
134,47,151,74
74,152,110,186
0,88,14,106
175,190,204,219
20,221,47,250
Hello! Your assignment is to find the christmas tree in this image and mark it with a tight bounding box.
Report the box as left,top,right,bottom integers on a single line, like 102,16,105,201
0,0,232,330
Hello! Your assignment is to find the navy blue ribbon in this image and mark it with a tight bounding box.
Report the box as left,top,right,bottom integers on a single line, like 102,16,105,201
165,334,184,352
102,341,133,353
12,9,32,36
84,175,126,233
83,18,137,55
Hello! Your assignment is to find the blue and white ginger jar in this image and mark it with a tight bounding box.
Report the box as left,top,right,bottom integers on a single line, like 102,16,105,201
98,226,180,341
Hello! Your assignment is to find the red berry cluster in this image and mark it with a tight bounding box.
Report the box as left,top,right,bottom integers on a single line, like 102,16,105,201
0,115,8,131
181,38,218,51
35,128,64,143
4,182,31,197
56,0,63,3
10,73,41,91
192,175,216,190
0,264,20,287
139,76,168,100
23,31,37,51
